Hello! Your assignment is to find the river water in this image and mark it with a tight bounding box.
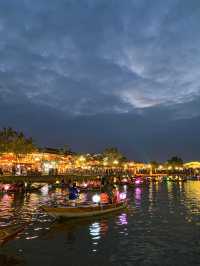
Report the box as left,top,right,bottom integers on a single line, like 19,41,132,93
1,181,200,266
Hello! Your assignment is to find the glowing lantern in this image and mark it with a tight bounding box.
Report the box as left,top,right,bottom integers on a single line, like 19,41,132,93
41,184,49,195
119,192,127,200
135,179,141,185
4,184,10,191
83,182,87,188
92,194,100,203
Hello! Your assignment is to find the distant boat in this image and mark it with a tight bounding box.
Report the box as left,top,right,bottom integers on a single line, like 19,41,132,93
42,201,127,219
0,224,26,245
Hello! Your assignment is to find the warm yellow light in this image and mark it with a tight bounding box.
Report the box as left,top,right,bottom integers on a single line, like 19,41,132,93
79,156,86,162
184,161,200,169
113,160,119,165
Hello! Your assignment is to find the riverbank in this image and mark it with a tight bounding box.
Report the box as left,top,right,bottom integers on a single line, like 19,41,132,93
0,174,102,183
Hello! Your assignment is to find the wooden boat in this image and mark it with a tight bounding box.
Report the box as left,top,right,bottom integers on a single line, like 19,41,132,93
42,201,127,219
0,224,26,245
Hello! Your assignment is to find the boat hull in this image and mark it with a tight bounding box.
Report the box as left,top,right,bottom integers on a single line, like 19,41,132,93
0,224,26,245
42,202,127,219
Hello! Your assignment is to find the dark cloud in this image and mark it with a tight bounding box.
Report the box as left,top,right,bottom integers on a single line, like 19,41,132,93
1,100,200,161
0,0,200,159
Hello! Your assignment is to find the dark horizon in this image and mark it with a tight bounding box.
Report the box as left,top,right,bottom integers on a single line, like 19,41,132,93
1,0,200,162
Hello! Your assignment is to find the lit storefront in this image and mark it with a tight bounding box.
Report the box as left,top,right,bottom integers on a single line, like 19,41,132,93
0,152,73,175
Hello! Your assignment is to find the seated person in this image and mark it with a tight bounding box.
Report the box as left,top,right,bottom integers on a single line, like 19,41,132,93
69,183,79,200
112,187,120,203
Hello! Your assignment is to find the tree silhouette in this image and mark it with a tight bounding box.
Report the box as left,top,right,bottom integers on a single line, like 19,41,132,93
167,156,183,166
0,127,37,156
102,147,126,164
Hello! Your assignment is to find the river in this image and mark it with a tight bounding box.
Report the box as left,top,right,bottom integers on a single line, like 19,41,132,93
1,181,200,265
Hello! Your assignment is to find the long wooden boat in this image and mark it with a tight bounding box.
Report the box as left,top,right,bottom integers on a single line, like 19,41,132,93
42,201,127,219
0,224,26,246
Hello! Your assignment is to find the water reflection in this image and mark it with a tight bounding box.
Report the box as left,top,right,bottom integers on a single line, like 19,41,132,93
40,184,49,196
1,182,200,250
1,182,200,265
89,220,109,253
134,187,142,207
183,182,200,222
89,222,101,240
118,213,128,226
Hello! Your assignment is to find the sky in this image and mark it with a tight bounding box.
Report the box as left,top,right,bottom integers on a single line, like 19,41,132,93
0,0,200,161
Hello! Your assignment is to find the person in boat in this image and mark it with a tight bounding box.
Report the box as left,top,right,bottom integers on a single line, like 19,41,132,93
101,176,106,186
61,177,66,188
69,183,79,200
100,189,109,204
104,180,113,202
112,185,120,203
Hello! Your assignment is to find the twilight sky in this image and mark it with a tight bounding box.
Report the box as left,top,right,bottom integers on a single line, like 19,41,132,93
0,0,200,161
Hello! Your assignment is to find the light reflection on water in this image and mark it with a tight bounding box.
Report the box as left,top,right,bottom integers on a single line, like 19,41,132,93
118,213,128,226
135,187,142,207
1,182,200,265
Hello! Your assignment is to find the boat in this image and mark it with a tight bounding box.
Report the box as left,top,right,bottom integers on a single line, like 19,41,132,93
0,224,26,245
42,201,127,219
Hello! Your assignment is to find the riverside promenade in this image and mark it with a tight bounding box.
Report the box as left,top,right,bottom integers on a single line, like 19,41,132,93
0,172,190,184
